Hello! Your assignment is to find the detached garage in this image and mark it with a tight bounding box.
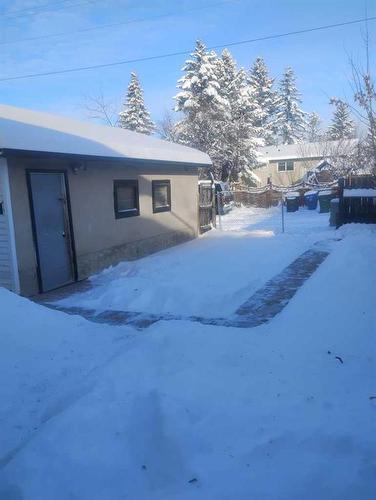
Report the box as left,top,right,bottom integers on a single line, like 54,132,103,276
0,104,211,296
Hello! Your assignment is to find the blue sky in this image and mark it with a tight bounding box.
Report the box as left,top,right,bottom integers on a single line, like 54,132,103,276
0,0,374,128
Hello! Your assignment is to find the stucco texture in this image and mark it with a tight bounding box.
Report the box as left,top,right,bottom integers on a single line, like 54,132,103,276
7,157,199,295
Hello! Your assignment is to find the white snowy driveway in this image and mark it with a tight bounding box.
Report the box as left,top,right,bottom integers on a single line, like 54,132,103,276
56,207,333,317
1,208,376,500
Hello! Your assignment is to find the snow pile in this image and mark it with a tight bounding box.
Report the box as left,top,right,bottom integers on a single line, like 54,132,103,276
343,188,376,198
0,288,126,468
1,222,376,499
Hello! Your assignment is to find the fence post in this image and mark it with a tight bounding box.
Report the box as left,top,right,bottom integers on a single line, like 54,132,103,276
217,193,223,230
266,185,271,208
212,183,216,228
281,196,285,233
337,177,344,228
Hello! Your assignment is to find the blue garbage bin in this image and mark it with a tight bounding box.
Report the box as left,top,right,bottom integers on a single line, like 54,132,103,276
304,190,319,210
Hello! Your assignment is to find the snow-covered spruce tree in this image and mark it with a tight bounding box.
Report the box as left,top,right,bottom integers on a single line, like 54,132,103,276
214,49,259,181
305,112,322,142
248,56,278,145
327,98,355,140
174,40,225,168
118,72,155,134
275,67,307,144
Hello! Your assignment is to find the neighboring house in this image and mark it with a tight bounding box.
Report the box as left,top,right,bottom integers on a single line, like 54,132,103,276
0,104,211,296
303,159,334,184
254,139,358,187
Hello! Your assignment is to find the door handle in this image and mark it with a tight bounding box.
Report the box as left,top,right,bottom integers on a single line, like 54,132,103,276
62,231,66,238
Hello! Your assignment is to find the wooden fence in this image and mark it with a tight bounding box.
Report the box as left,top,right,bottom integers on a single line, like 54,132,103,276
198,182,215,233
233,189,282,208
338,175,376,226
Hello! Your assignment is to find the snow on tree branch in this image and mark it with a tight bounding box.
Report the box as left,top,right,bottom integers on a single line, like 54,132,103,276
119,72,155,135
274,67,307,144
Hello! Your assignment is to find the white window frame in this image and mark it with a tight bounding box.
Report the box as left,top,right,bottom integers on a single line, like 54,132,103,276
278,160,294,172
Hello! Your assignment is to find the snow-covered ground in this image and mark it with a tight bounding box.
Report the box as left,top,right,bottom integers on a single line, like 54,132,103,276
57,207,334,317
1,207,376,499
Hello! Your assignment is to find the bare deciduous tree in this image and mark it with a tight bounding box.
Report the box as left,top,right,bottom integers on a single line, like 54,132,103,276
156,110,180,142
298,137,361,180
83,91,119,127
350,62,376,173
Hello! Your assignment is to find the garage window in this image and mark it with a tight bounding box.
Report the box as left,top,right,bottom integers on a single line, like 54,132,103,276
152,180,171,213
114,180,139,219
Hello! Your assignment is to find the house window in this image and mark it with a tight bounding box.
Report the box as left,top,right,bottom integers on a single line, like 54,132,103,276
114,180,139,219
152,180,171,213
278,160,294,172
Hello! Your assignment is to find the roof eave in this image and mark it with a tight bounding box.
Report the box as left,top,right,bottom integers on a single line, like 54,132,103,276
0,148,211,169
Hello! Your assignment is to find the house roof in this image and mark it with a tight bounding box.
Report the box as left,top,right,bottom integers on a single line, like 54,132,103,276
258,139,358,162
0,104,211,167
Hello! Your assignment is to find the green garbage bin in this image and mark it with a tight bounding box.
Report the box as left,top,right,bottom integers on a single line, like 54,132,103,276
285,192,300,212
318,190,335,213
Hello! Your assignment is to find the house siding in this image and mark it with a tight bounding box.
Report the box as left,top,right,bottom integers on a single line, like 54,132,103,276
7,157,199,296
0,217,13,290
254,159,319,187
0,159,19,292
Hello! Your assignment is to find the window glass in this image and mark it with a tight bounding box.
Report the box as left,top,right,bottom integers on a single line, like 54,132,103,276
278,161,294,172
154,184,169,208
152,180,171,213
114,180,139,218
286,161,294,171
117,185,136,212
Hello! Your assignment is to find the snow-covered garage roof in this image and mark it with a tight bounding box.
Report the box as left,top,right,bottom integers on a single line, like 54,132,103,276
0,104,211,167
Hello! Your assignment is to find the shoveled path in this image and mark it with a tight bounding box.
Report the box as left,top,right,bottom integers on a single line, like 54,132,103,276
41,243,332,330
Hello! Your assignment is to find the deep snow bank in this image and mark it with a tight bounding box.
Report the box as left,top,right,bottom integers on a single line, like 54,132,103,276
1,224,376,499
0,288,132,467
